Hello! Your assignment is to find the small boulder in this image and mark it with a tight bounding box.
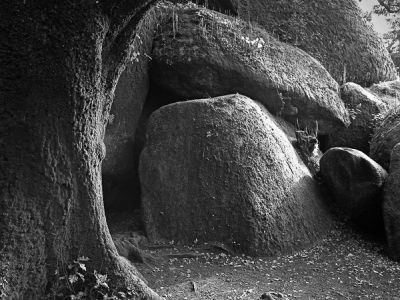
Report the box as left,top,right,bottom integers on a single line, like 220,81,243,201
383,143,400,261
140,94,332,256
320,147,387,231
328,82,386,153
370,107,400,170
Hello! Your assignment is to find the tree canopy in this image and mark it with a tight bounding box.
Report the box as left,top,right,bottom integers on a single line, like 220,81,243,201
368,0,400,53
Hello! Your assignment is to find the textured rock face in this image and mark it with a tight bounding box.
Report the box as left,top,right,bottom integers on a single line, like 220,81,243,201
369,81,400,105
320,147,387,231
383,143,400,261
170,0,237,13
140,94,332,256
228,0,397,86
391,53,400,73
365,81,400,170
370,108,400,171
169,0,397,85
151,4,349,134
328,82,386,153
102,8,157,208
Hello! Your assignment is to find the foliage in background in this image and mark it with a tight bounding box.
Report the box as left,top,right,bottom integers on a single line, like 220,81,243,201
371,0,400,53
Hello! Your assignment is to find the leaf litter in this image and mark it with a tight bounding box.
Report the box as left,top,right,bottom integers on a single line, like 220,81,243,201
133,221,400,300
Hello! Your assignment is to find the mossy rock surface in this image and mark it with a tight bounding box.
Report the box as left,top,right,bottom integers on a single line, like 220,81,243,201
151,3,349,133
140,94,332,256
188,0,397,86
370,107,400,170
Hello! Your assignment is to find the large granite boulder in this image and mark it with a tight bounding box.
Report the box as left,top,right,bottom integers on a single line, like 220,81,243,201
328,82,386,153
383,143,400,261
319,147,387,231
140,94,332,256
370,108,400,170
151,3,349,133
189,0,397,86
102,8,158,209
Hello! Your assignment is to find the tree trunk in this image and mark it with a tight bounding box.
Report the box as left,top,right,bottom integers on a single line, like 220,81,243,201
0,1,160,299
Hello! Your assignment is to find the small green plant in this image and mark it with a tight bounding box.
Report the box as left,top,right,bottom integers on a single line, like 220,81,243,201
46,257,134,300
348,103,362,121
295,120,320,175
276,91,297,117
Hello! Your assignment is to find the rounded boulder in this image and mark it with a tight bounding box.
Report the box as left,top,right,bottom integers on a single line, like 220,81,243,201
140,94,332,256
320,147,387,231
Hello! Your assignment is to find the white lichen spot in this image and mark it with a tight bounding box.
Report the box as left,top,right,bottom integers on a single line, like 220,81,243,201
131,51,140,62
240,36,265,49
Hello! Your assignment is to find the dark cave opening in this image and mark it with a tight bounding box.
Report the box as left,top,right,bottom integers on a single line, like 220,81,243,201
103,80,182,214
318,133,330,153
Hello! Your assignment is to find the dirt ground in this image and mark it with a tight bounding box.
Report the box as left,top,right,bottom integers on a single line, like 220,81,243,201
108,212,400,300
